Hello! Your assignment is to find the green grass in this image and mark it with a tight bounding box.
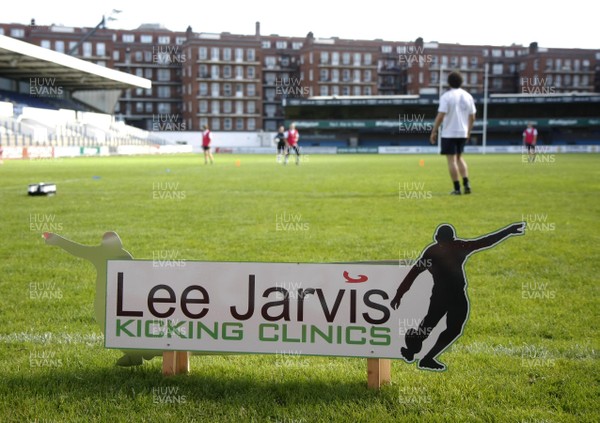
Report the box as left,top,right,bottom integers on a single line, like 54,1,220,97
0,153,598,422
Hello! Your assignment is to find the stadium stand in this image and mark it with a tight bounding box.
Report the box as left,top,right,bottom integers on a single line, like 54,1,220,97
0,99,167,147
0,34,172,153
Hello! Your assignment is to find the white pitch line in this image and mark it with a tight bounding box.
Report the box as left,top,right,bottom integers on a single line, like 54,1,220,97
0,333,596,360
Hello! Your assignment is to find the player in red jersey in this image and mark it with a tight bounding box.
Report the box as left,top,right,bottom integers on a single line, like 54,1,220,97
202,125,214,165
522,122,538,162
284,123,301,165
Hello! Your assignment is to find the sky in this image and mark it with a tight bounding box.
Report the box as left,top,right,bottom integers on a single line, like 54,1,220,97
5,0,598,49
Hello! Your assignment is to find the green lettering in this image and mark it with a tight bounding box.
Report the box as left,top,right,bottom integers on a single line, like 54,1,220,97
116,319,136,337
196,322,219,339
222,322,244,340
167,320,188,339
369,327,391,345
310,325,333,343
146,320,164,338
346,326,367,345
259,323,279,341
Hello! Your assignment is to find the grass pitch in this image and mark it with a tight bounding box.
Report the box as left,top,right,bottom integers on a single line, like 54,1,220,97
0,153,598,422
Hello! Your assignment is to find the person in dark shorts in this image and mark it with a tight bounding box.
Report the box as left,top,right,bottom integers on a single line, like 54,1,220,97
522,122,538,162
202,125,214,165
284,123,300,166
430,71,476,195
274,125,286,163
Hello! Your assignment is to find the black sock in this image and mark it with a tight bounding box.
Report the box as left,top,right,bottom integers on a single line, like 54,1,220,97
453,181,460,191
463,177,470,188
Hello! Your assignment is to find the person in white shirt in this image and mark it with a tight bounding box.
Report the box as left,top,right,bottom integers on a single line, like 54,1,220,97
430,72,476,195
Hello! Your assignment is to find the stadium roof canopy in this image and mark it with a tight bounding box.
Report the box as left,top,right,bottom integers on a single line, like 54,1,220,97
0,35,151,90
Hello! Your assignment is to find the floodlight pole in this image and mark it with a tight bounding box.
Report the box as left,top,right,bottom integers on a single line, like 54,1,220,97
68,10,120,56
67,17,106,56
482,63,489,154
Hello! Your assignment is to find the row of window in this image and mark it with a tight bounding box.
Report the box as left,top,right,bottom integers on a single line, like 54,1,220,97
264,56,293,68
317,69,372,82
261,40,303,50
522,74,590,87
35,38,596,80
4,27,598,65
37,41,184,64
123,69,590,102
197,100,258,114
318,86,372,96
5,27,25,38
115,49,185,64
264,73,294,84
192,82,257,97
120,34,186,45
483,48,521,58
115,102,174,114
39,39,106,56
130,86,174,98
379,55,481,69
536,58,592,71
197,47,256,62
197,117,256,131
193,64,258,80
383,72,481,86
305,52,373,66
3,28,186,46
492,63,517,74
133,68,173,81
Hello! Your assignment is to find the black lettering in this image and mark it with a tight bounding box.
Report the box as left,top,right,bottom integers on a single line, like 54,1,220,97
316,289,345,323
362,290,390,324
230,274,255,320
297,288,315,321
180,285,209,319
261,288,290,321
147,284,176,318
350,289,357,323
116,272,143,317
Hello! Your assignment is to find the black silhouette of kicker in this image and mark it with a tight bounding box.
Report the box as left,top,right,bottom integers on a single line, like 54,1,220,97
391,222,525,371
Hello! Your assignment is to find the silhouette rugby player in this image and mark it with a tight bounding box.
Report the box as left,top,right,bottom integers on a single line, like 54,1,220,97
44,232,162,366
391,222,525,371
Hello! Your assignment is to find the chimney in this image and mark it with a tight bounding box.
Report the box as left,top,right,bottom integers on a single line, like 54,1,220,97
255,21,260,36
529,42,538,54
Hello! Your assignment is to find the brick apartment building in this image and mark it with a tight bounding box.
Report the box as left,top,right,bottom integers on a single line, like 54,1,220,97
112,25,187,129
1,20,598,131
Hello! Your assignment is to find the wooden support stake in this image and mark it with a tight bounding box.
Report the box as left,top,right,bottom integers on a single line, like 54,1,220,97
367,358,392,389
162,351,176,376
380,358,391,385
175,351,190,374
163,351,191,375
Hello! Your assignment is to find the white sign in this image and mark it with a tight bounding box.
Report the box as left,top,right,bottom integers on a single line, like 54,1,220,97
105,261,440,359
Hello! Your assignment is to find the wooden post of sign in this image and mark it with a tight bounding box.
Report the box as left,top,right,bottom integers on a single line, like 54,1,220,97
162,351,190,376
162,351,176,376
176,351,190,374
367,358,391,389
